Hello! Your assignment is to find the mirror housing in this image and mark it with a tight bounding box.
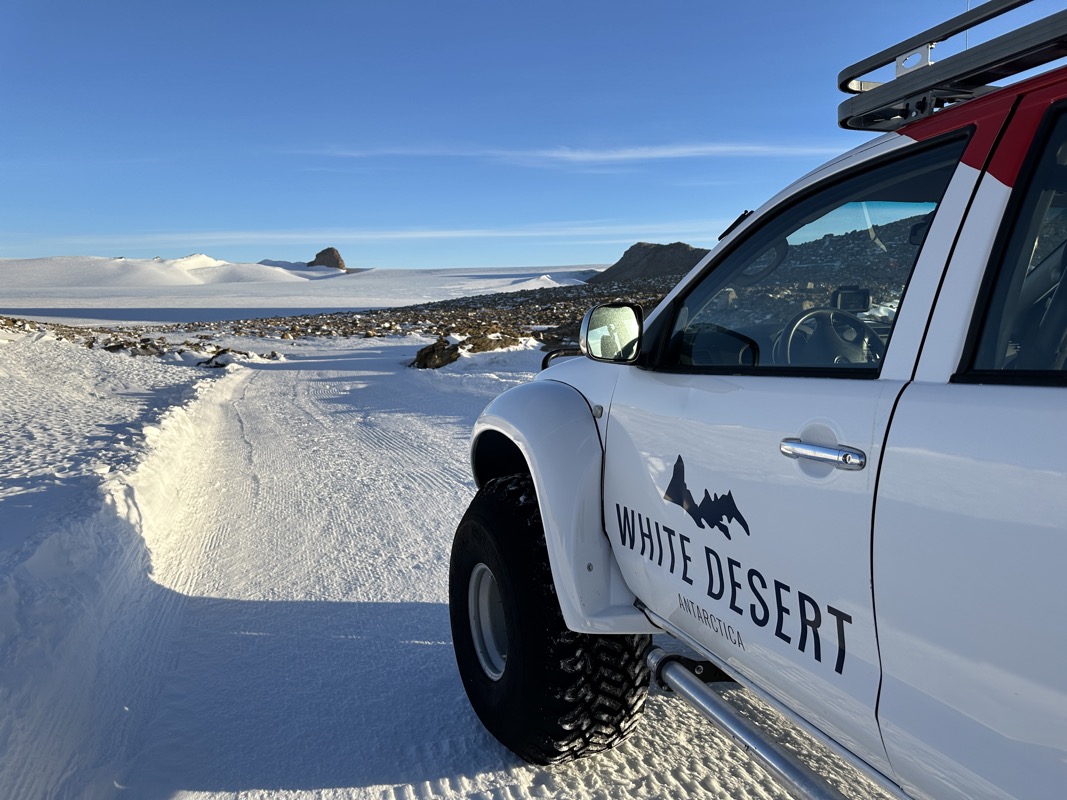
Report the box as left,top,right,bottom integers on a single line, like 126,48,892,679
580,303,643,363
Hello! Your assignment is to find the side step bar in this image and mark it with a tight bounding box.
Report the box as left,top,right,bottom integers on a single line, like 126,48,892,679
647,647,852,800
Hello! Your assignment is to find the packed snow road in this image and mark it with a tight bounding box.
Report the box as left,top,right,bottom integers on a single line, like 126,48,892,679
1,332,887,799
118,339,490,797
117,336,800,800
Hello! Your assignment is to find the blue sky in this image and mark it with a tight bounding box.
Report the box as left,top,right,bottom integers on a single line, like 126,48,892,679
1,1,1061,269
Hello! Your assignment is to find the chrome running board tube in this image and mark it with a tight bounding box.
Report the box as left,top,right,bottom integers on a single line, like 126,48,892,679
647,646,852,800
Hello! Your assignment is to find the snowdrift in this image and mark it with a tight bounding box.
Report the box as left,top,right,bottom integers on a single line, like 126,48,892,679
0,331,231,797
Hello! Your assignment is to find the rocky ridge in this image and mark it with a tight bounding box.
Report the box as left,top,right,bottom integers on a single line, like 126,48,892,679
589,241,708,285
307,246,347,271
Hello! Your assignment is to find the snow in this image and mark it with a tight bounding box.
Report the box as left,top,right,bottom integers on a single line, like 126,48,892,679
0,257,888,799
0,256,603,325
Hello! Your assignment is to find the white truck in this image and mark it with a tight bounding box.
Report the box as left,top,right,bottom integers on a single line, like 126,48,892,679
448,3,1067,798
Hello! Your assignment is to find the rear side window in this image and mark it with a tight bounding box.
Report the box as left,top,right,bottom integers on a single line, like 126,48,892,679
660,137,968,376
967,108,1067,381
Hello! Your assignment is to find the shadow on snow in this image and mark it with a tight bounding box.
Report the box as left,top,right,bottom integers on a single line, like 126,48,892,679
119,592,510,797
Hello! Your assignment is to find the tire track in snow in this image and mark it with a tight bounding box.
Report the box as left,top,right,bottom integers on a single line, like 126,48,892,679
118,340,485,798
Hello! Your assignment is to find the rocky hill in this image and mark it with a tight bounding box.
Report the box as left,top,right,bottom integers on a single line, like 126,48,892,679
588,242,709,285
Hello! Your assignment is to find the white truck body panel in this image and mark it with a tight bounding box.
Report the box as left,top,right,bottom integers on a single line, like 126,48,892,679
874,382,1067,800
601,369,901,772
472,379,657,634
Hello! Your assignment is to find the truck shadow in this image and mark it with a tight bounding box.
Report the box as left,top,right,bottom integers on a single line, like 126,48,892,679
119,593,510,797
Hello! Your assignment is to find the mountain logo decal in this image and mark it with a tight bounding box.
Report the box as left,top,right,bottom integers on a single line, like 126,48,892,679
663,455,750,540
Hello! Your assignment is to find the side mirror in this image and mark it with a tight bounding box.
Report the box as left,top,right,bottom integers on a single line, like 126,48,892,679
580,303,643,363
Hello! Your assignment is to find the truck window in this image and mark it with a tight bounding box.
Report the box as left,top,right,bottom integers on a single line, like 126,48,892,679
662,137,968,374
969,107,1067,379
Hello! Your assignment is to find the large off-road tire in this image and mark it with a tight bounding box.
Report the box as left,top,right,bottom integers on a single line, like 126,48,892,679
449,474,651,765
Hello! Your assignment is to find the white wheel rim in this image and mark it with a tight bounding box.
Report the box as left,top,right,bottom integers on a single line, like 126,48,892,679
469,562,507,681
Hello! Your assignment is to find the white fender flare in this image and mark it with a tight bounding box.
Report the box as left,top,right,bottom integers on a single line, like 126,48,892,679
471,380,658,634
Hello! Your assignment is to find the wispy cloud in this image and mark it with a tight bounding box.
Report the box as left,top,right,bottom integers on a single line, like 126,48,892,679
300,141,841,167
40,218,728,249
513,143,842,163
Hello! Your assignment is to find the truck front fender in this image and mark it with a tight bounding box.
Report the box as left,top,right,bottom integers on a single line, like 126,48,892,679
471,380,658,634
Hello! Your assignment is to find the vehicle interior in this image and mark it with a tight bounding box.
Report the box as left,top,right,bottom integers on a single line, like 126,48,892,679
973,127,1067,374
661,141,965,374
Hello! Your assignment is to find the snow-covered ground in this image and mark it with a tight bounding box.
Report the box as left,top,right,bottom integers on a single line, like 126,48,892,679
0,257,888,799
0,255,599,325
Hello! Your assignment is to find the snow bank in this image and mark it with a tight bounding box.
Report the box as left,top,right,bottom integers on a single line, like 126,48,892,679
0,332,231,798
0,254,310,290
166,254,228,270
507,272,592,291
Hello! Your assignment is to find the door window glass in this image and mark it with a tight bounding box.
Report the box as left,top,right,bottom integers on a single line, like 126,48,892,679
969,109,1067,378
662,138,967,374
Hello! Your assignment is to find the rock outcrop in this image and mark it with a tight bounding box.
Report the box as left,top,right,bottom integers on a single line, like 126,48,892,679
588,242,709,285
308,247,347,270
411,337,461,369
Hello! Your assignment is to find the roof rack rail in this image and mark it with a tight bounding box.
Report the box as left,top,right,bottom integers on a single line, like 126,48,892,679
839,0,1067,132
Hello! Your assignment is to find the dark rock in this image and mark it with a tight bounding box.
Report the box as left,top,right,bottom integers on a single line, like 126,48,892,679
131,340,164,357
536,320,581,349
410,337,460,369
308,247,346,270
196,347,244,368
464,334,520,353
588,242,709,285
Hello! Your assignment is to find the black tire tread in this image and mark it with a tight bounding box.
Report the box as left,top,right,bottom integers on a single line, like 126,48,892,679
449,474,651,765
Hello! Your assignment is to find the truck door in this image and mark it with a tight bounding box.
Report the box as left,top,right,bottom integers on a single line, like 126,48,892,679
875,87,1067,800
601,130,990,775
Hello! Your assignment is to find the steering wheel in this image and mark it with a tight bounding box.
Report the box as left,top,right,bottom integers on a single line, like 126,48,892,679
774,308,885,366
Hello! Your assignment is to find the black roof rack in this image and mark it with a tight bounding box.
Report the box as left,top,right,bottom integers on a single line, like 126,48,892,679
839,0,1067,131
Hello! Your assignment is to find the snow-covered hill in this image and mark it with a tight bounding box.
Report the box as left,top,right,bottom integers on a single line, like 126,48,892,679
0,255,602,324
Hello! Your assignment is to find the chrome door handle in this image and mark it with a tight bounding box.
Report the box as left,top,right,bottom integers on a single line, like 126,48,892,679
779,438,866,471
